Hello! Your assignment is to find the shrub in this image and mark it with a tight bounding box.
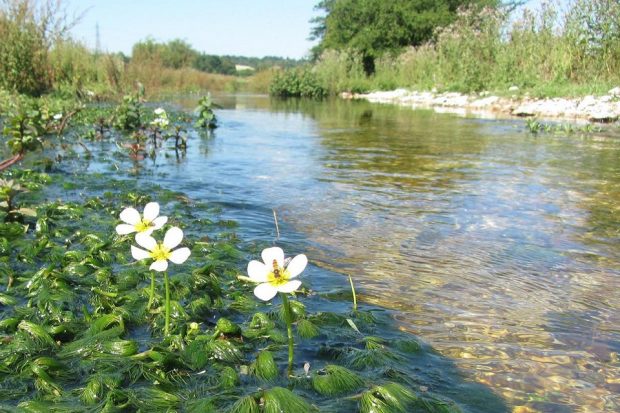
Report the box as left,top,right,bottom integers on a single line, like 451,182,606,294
269,68,327,99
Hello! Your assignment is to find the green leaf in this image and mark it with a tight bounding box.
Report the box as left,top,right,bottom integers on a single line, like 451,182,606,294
262,387,314,413
251,350,278,381
297,319,319,339
312,365,364,396
17,320,56,348
218,365,239,389
0,292,17,306
206,339,243,363
227,395,259,413
359,383,418,413
216,317,241,335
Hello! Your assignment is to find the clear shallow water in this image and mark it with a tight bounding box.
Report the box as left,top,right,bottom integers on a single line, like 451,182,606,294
104,96,619,412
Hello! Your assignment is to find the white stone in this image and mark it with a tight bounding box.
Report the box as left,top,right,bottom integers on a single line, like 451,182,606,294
508,85,519,92
607,86,620,96
589,111,618,123
470,96,499,108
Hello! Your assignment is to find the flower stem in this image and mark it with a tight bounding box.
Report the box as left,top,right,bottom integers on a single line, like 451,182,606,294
147,272,155,309
163,271,170,336
280,293,295,376
348,275,357,312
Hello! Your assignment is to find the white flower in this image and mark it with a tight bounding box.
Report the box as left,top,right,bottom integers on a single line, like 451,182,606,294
247,247,307,301
131,227,191,272
115,202,168,236
151,108,169,128
53,113,63,120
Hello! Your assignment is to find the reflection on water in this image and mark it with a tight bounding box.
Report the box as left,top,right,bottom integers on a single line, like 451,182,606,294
147,96,620,411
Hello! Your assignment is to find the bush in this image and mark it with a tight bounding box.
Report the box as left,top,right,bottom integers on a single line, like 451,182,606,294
0,1,52,95
269,68,327,99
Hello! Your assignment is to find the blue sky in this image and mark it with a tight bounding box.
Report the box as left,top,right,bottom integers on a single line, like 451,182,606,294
67,0,320,58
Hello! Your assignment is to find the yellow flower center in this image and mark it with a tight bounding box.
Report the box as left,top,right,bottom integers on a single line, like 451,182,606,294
150,243,171,261
267,259,290,287
134,219,152,232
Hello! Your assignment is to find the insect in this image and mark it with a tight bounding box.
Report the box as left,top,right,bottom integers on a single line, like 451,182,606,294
272,259,281,278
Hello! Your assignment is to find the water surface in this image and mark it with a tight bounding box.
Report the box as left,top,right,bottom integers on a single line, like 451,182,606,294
113,96,620,412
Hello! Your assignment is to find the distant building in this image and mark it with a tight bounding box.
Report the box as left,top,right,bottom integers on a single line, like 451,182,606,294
235,64,255,73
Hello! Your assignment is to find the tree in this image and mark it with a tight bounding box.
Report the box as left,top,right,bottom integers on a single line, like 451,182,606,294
310,0,499,74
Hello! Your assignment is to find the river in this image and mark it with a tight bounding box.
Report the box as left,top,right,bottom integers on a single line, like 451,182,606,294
104,95,620,412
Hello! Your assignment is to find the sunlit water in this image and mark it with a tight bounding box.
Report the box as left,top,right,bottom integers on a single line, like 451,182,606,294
97,96,619,412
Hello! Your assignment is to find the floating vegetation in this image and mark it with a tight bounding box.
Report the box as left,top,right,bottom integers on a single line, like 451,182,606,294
525,118,603,135
194,94,218,129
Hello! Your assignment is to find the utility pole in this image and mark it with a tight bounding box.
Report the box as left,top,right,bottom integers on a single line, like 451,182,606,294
95,23,101,54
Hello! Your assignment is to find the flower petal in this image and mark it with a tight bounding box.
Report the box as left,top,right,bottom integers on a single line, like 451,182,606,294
150,259,168,272
247,260,269,282
135,233,157,251
254,283,278,301
286,254,307,279
277,280,302,294
261,247,284,267
151,216,168,230
163,227,183,249
120,207,141,225
169,247,191,264
131,246,151,260
116,224,136,235
143,202,160,222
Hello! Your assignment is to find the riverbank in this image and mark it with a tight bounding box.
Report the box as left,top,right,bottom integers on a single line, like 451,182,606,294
343,88,620,123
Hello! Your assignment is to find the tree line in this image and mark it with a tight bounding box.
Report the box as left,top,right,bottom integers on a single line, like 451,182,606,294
131,38,303,75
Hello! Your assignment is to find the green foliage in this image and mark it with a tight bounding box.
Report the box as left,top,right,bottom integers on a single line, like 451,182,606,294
227,395,259,413
312,365,364,396
250,350,279,381
0,1,52,94
1,99,48,155
309,1,620,95
215,317,241,335
359,383,418,413
194,95,218,129
297,318,319,339
114,93,143,131
269,68,327,99
311,0,496,73
262,387,314,413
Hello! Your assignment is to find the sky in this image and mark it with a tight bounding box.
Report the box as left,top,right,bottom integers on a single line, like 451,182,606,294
67,0,320,59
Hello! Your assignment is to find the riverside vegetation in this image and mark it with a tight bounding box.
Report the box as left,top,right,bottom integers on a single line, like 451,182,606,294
0,0,297,99
271,0,620,99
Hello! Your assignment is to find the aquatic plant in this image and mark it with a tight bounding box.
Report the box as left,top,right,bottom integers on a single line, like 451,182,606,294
245,246,307,374
114,93,143,131
526,118,603,135
194,95,218,129
150,107,170,129
115,202,168,237
131,227,191,335
0,178,35,221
